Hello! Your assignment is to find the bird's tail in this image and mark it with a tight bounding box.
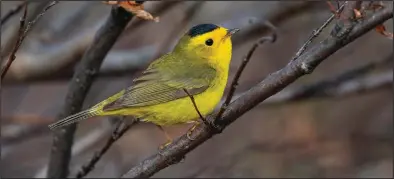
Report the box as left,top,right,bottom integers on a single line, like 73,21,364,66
48,108,100,130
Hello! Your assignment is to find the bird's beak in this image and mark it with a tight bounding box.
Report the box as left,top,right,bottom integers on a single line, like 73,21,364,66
225,28,240,38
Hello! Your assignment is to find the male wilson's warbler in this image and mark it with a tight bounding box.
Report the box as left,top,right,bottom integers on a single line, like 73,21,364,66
48,24,239,148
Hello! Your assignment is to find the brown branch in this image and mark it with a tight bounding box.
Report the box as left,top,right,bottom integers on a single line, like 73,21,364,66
291,2,346,61
75,117,137,178
0,1,29,26
120,4,393,178
216,22,277,122
0,1,58,80
46,3,141,178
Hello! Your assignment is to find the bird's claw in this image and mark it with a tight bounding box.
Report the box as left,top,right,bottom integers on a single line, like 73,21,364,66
158,140,172,156
186,131,195,141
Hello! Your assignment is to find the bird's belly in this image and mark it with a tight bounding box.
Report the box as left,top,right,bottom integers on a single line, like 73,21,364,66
132,87,224,126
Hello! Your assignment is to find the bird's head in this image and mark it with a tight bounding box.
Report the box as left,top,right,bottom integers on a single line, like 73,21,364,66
174,24,239,64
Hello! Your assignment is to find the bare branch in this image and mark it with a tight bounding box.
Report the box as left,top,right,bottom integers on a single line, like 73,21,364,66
1,1,28,79
120,5,393,178
75,117,137,178
216,23,277,121
291,2,346,61
0,1,29,26
46,4,141,178
1,1,58,80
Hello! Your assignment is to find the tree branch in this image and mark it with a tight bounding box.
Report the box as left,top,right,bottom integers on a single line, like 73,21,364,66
1,1,58,80
291,1,346,61
46,4,140,178
120,4,393,178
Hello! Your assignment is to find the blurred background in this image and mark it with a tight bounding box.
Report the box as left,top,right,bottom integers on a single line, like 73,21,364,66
1,1,392,178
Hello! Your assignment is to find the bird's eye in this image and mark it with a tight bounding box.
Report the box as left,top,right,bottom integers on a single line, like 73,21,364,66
205,39,214,46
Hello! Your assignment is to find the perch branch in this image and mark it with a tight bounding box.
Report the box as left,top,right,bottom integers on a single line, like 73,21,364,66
216,22,277,121
46,4,140,178
120,4,393,178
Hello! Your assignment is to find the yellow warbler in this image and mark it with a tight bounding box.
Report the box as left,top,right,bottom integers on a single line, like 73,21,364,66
48,24,239,148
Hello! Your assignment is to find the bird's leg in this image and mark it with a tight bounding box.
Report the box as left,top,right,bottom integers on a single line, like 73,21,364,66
186,121,201,141
156,125,173,151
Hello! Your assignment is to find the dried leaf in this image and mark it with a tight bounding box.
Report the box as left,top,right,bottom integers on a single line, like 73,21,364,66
326,1,340,18
353,9,362,19
375,24,393,39
102,1,159,22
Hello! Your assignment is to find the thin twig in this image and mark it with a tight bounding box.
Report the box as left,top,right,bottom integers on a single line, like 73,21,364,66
291,2,346,61
0,1,58,80
1,2,28,80
75,117,137,178
120,5,393,178
46,4,141,178
182,89,206,123
0,1,29,25
215,22,277,122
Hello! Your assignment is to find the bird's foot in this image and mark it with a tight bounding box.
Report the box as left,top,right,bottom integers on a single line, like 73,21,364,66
158,140,172,156
186,121,201,141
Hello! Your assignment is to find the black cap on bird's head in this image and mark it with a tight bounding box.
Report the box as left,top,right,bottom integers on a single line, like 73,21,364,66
187,23,240,38
187,24,219,37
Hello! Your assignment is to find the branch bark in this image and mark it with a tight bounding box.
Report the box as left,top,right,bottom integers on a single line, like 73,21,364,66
46,4,139,178
120,4,393,178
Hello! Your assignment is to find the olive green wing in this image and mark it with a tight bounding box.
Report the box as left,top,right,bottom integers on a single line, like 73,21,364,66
102,55,216,111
